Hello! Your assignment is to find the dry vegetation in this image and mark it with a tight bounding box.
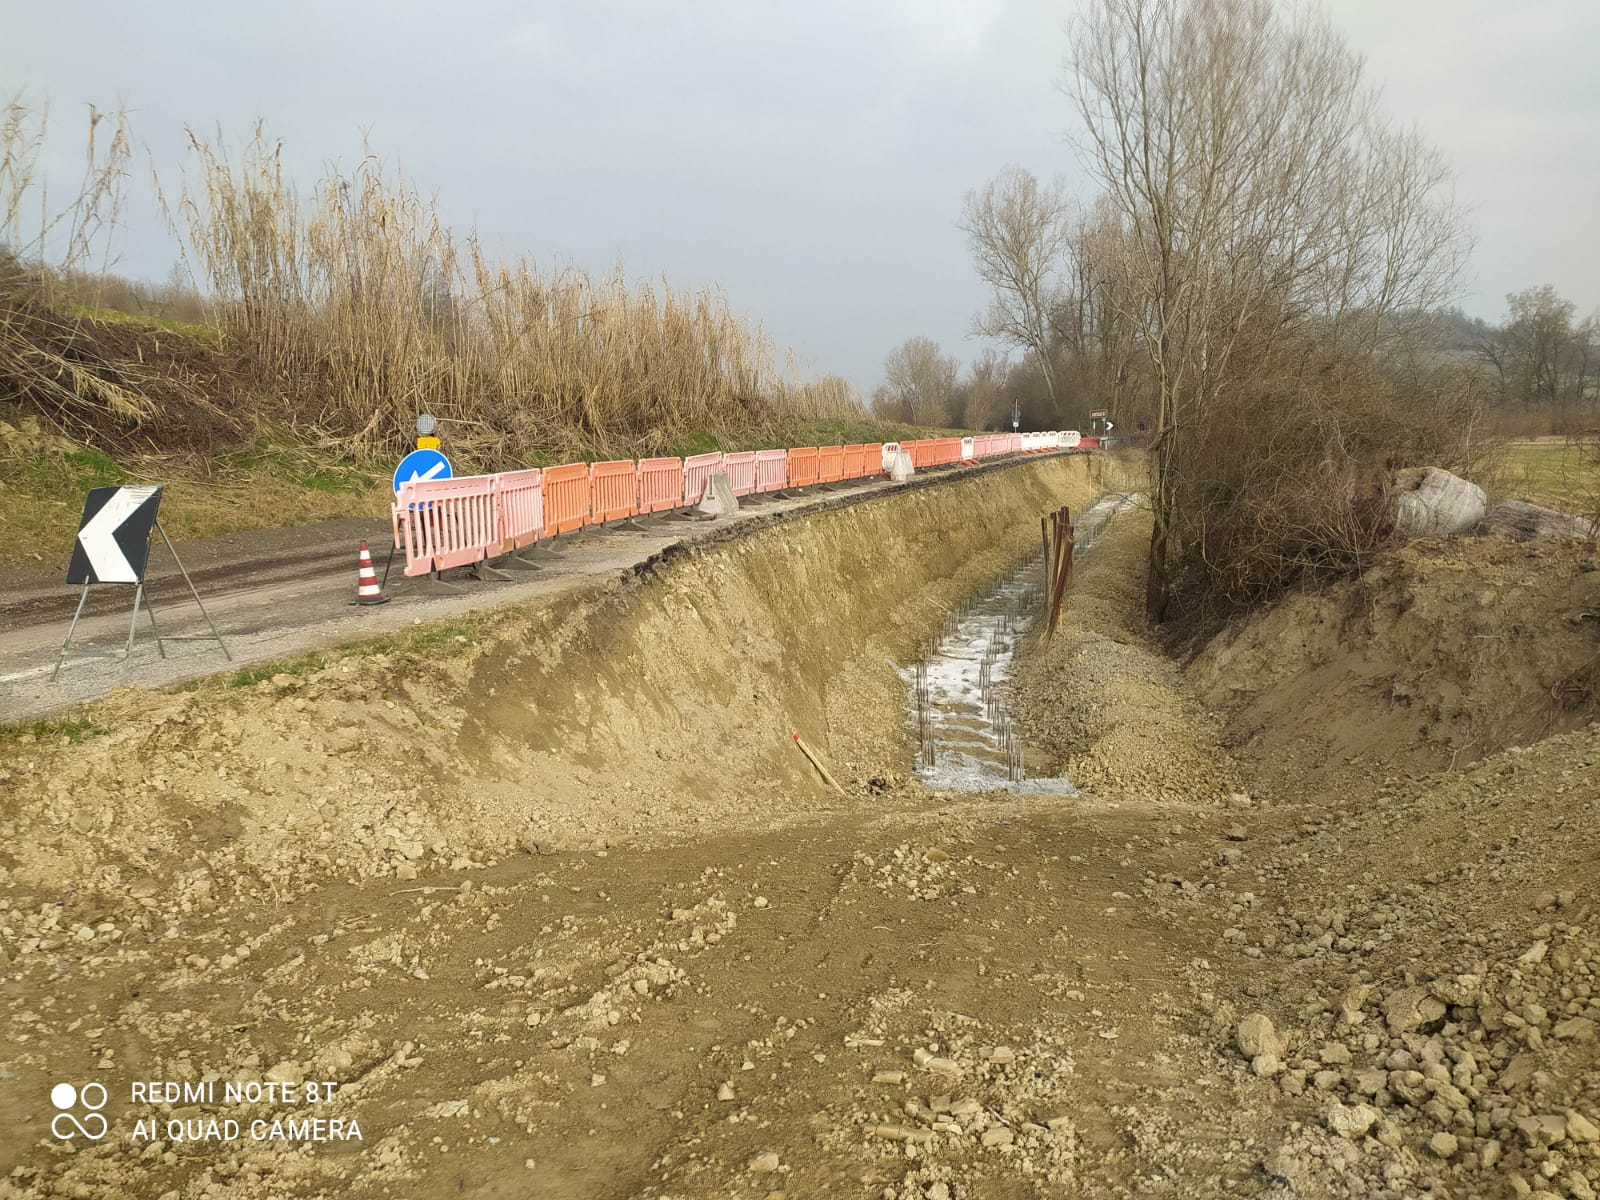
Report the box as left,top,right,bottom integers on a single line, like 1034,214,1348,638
1,98,866,478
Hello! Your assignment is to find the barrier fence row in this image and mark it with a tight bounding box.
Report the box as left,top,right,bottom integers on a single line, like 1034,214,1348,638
392,431,1091,579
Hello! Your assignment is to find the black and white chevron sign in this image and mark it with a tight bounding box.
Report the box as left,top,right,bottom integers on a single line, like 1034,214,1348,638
66,485,164,585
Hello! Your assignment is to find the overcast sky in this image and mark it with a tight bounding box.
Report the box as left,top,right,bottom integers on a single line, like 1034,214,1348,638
5,0,1597,392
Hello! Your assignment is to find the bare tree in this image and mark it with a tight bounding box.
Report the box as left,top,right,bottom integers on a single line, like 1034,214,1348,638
874,336,960,426
962,167,1072,404
959,348,1010,429
1067,0,1468,620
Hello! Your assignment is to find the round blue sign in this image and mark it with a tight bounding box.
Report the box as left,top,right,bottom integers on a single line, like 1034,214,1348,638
392,449,453,494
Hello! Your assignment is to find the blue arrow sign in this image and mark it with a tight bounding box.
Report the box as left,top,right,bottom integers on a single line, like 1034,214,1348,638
392,448,453,494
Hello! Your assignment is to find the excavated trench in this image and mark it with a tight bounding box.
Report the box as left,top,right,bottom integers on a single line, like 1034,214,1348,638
0,453,1136,910
903,491,1141,793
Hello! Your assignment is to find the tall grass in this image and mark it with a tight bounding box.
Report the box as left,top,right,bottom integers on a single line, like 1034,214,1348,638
3,100,863,464
165,125,860,463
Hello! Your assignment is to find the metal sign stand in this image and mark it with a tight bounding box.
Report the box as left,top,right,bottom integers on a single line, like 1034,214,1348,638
53,520,231,681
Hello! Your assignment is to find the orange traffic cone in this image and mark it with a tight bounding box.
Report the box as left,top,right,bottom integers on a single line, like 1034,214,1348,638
353,541,389,606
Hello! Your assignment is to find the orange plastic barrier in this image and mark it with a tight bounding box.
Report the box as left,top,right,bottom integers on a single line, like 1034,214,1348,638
842,444,865,479
495,468,544,553
588,460,637,525
394,476,499,576
723,451,757,496
818,445,844,484
542,463,590,537
787,446,820,489
637,457,684,513
863,443,883,476
683,452,724,505
755,449,788,492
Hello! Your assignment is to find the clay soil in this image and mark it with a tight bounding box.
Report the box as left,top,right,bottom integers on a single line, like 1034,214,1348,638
1,461,1597,1200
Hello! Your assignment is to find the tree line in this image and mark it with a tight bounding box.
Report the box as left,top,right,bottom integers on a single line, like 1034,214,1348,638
875,0,1585,626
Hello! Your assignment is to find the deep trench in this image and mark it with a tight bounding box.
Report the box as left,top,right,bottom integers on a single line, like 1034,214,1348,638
903,490,1141,793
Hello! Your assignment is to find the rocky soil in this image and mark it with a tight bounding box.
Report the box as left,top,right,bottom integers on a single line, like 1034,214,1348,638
1,476,1595,1199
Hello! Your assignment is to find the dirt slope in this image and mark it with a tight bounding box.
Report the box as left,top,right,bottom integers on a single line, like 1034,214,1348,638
1187,536,1600,794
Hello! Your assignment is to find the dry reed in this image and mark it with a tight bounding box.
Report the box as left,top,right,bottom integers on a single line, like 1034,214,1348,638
164,125,861,464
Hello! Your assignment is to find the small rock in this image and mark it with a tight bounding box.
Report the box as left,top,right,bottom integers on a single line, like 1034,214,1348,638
1566,1109,1599,1143
752,896,769,909
1383,986,1446,1034
1325,1102,1379,1140
717,1083,735,1102
981,1126,1014,1148
1429,1131,1459,1158
749,1152,781,1173
1515,1113,1567,1146
1251,1053,1282,1078
1263,1146,1302,1182
1553,1017,1596,1043
1237,1013,1284,1059
872,1071,905,1085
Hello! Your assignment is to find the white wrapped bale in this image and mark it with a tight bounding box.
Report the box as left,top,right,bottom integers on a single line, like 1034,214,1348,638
1392,467,1487,537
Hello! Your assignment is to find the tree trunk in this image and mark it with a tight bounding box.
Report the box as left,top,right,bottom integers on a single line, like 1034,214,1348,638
1145,505,1171,623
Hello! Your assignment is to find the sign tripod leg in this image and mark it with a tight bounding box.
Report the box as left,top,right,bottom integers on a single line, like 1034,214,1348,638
51,586,94,682
156,521,231,662
124,583,148,672
142,588,169,659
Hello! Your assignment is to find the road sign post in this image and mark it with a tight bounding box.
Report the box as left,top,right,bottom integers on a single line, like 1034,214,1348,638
55,486,231,680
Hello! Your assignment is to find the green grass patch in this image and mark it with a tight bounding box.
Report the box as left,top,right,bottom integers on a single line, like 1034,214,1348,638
65,303,221,348
1499,441,1600,512
187,613,501,696
213,438,377,493
343,613,500,659
227,653,328,689
0,715,107,748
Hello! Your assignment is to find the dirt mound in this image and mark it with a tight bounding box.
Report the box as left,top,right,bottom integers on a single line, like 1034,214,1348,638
1188,535,1600,793
1011,506,1242,805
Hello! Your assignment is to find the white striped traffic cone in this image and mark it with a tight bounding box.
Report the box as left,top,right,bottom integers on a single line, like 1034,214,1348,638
353,541,389,605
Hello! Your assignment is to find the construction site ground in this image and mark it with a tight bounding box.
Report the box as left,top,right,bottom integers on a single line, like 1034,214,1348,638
1,453,1597,1200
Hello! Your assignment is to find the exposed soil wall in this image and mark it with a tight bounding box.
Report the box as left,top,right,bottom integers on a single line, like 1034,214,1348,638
0,454,1124,920
1188,535,1600,793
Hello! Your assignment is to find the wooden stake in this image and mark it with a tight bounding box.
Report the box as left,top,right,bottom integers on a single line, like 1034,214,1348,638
793,733,846,795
